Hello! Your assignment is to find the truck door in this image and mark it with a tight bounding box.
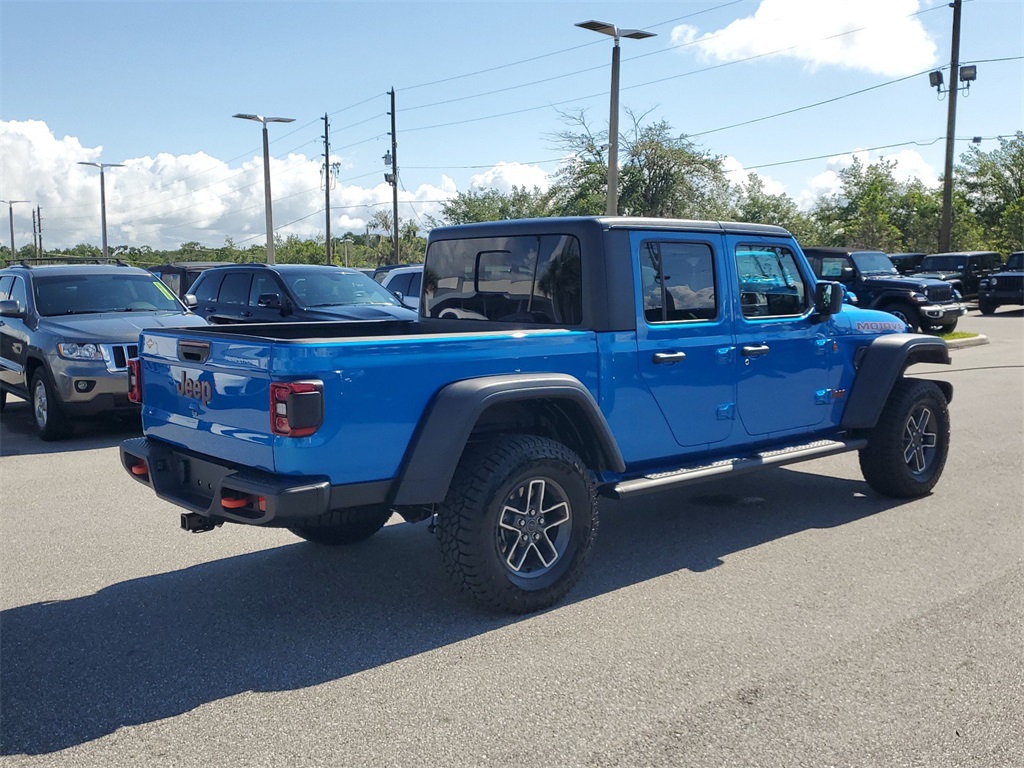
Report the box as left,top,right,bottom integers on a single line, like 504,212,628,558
632,232,735,448
728,238,830,436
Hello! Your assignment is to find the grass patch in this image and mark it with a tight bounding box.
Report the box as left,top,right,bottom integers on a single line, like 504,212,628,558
940,331,977,341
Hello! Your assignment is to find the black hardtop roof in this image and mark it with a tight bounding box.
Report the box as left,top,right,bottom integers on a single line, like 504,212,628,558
150,261,227,270
925,250,1000,257
428,216,792,240
1,263,151,278
802,247,887,256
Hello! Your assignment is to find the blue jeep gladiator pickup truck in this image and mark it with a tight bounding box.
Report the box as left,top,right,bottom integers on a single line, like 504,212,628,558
121,217,952,612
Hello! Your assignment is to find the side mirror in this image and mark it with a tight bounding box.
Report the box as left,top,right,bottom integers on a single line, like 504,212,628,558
257,293,282,309
183,294,199,310
814,281,844,317
0,299,24,319
392,291,405,303
840,266,856,282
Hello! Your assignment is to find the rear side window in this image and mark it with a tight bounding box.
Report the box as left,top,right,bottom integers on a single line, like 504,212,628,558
424,234,582,325
218,273,252,305
640,241,718,323
192,272,223,304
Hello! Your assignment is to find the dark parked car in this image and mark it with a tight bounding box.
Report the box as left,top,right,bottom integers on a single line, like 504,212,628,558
803,247,964,333
912,251,1002,299
888,252,926,275
149,261,224,299
978,251,1024,315
187,263,417,324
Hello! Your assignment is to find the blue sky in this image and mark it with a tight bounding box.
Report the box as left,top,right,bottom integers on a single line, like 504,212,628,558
2,0,1022,251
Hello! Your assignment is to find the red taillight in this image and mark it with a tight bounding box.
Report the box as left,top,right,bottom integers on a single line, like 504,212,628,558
127,358,142,403
270,380,324,437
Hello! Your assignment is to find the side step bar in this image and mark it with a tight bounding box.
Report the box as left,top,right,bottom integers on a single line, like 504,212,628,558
607,437,867,499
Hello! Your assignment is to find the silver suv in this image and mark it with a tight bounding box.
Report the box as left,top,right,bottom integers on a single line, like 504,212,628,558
0,262,208,439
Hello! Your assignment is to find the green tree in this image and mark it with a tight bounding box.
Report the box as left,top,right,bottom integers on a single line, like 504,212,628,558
811,158,904,250
440,186,551,224
956,132,1024,252
733,173,814,241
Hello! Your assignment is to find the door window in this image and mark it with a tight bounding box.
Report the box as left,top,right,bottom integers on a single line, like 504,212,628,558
0,275,12,299
218,273,252,305
640,241,718,323
193,273,223,304
249,274,281,307
735,245,808,318
9,277,28,311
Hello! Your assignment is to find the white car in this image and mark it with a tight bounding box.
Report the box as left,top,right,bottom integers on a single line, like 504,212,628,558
380,265,423,310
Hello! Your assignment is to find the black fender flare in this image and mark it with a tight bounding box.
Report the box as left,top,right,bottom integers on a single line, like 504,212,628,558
390,373,625,505
841,334,953,430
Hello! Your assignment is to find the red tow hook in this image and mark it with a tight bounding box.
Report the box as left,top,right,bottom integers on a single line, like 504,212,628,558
129,460,149,478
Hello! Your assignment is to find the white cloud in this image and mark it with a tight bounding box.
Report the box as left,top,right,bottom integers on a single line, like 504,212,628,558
793,147,939,209
674,0,938,77
0,119,461,250
469,161,550,194
723,156,786,195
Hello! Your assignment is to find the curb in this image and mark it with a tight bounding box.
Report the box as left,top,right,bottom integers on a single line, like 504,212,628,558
946,334,989,350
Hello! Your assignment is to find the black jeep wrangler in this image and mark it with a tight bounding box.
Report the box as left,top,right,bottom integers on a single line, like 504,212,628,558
978,251,1024,315
912,251,1001,299
804,248,965,333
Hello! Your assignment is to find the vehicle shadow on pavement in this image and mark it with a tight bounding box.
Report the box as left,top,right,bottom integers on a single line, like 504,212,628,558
0,467,904,756
0,399,141,456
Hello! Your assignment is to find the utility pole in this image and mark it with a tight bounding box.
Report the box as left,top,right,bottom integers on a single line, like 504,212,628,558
321,113,338,265
36,206,42,257
387,87,399,263
32,207,39,257
939,0,963,253
1,200,29,260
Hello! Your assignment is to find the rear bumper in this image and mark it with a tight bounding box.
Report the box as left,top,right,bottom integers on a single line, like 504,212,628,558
120,437,390,526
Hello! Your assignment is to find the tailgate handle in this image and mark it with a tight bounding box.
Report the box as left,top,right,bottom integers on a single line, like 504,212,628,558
178,340,211,363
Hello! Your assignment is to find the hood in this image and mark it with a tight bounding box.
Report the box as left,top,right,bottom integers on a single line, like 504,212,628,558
861,274,951,291
39,311,209,342
913,271,961,282
297,304,417,321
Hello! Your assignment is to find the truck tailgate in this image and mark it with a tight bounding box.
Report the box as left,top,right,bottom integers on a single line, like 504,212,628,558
138,330,278,471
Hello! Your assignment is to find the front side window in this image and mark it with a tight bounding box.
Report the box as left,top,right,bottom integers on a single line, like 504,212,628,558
818,256,851,279
249,273,281,307
640,241,718,323
9,277,28,311
424,234,582,324
735,245,808,318
0,275,14,300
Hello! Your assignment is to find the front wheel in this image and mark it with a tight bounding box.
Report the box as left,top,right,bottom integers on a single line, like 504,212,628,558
886,302,921,333
31,369,70,441
859,379,950,498
978,300,997,315
288,505,392,545
436,434,597,613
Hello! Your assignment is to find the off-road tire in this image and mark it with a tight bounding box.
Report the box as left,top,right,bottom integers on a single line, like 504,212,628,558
859,379,950,498
31,369,70,441
435,434,598,614
924,318,957,335
288,504,392,545
978,299,997,316
886,302,921,333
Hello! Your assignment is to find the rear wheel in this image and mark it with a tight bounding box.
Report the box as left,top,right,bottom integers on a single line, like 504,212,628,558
31,369,70,441
288,505,392,545
436,434,597,613
886,302,920,333
859,379,950,498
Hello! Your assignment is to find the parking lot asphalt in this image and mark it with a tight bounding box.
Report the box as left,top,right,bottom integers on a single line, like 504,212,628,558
1,309,1021,767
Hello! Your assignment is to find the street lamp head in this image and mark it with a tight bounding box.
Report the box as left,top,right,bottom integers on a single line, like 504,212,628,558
576,20,655,41
233,113,295,125
928,70,944,89
959,64,977,82
233,113,262,122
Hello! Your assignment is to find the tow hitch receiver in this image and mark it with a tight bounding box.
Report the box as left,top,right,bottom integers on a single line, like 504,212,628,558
181,513,221,533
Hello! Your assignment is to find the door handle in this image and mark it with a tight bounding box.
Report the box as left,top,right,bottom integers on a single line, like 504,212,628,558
653,351,687,364
741,344,770,357
240,311,252,318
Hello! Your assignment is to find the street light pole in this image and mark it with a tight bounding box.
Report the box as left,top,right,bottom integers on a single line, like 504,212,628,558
1,199,29,259
233,113,295,265
77,162,124,259
342,235,354,268
575,20,655,216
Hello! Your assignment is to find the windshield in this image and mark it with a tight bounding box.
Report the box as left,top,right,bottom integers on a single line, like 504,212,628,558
851,252,898,276
281,270,402,308
34,273,185,316
920,256,966,272
1006,253,1022,270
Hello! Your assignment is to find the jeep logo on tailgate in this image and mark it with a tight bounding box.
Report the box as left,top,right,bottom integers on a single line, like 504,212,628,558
176,371,212,404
